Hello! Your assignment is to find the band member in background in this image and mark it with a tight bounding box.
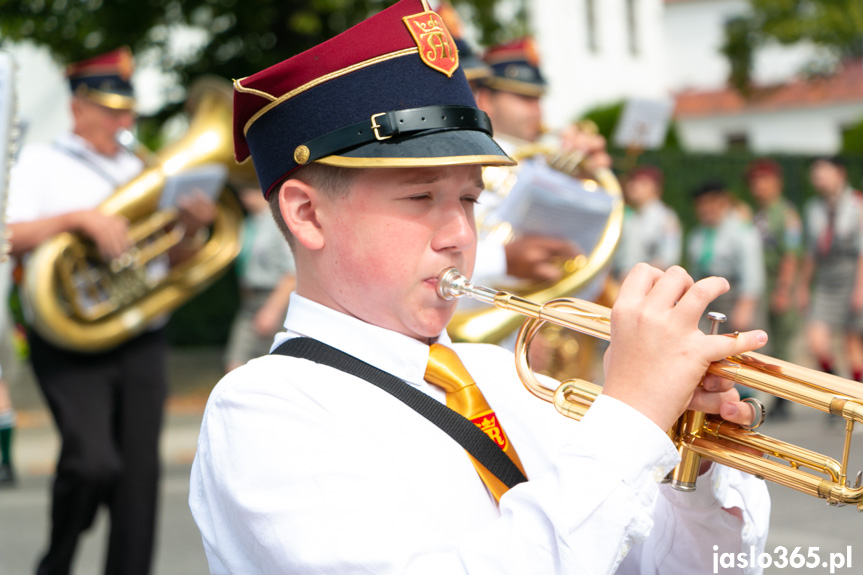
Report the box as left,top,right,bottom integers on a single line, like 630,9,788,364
613,165,682,282
7,48,214,575
799,156,863,383
189,2,769,572
687,180,766,336
747,158,802,418
471,37,584,286
224,187,296,373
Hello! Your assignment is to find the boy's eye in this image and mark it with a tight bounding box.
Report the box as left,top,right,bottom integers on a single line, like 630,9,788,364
462,196,480,204
407,193,432,201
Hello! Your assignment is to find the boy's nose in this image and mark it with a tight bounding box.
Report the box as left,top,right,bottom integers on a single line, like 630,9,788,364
435,203,475,252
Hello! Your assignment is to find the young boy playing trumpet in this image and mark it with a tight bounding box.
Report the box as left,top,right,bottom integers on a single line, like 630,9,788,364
190,1,770,572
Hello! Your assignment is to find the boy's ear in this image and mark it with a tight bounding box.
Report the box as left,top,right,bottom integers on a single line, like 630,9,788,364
278,179,325,250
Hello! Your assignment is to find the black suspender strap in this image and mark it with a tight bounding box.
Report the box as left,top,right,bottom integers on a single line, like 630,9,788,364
52,143,120,187
271,337,528,490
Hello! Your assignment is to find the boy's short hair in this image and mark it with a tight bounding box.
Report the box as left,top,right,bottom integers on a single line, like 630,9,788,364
233,0,514,202
267,164,360,246
627,165,664,188
812,155,847,170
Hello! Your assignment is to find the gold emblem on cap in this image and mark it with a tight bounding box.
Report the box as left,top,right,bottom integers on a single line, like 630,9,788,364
294,145,311,165
403,10,459,77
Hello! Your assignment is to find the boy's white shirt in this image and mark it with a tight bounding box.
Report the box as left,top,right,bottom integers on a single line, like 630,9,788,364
189,294,769,574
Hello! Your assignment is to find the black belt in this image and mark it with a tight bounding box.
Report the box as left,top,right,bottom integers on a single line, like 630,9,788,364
296,105,493,165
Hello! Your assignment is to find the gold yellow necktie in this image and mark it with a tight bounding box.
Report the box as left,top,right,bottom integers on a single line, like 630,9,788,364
424,343,527,502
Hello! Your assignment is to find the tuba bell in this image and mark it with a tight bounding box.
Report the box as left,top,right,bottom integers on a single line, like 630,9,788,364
22,76,250,353
448,122,624,353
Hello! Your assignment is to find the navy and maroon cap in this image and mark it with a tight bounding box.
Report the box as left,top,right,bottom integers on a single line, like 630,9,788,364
480,38,547,98
745,158,782,181
233,0,515,199
66,47,135,110
627,165,664,187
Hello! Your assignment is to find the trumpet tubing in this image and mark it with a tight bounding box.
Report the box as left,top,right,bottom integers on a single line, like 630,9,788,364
437,267,863,509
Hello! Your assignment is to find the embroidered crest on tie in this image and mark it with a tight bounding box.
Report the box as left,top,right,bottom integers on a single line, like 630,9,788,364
424,343,527,502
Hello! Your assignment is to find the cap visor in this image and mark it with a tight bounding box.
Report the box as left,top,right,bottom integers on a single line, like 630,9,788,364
315,129,515,168
79,88,136,110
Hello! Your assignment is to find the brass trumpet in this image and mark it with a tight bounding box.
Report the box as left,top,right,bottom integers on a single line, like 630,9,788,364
437,267,863,509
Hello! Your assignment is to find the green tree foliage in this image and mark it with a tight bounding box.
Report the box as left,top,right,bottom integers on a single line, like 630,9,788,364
0,0,513,117
722,0,863,93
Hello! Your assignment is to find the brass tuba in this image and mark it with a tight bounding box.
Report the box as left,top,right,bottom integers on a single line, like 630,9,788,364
23,76,250,353
438,268,863,508
448,128,624,349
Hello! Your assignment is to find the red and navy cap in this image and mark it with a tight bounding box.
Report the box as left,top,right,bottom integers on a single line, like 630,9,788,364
233,0,515,199
627,165,664,187
481,38,547,97
745,158,782,181
66,47,135,110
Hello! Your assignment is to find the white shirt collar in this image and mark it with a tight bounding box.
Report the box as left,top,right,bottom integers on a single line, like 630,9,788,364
274,293,453,388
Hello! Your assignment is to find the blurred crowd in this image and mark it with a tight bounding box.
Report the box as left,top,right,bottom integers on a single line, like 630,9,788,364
611,155,862,420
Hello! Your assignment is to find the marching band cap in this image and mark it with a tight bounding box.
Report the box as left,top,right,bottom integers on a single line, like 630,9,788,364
480,37,547,97
66,47,136,110
232,0,515,200
627,165,664,187
745,158,782,181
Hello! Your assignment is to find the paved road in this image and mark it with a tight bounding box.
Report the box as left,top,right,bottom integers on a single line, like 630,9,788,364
0,464,209,575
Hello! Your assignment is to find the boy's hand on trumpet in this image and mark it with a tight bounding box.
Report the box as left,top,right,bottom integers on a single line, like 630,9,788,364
602,263,769,433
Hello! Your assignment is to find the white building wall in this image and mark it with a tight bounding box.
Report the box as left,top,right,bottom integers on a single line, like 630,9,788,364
530,0,667,130
677,102,863,155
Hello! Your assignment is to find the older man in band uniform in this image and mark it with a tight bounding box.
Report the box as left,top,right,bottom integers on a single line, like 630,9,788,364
7,48,214,575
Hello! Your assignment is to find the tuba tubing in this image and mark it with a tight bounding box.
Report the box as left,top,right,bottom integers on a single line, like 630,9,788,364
437,267,863,508
447,144,624,345
23,76,251,353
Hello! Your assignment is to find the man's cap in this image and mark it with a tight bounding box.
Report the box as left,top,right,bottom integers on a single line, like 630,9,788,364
745,158,782,181
692,179,728,198
232,0,515,199
66,47,135,110
435,2,491,82
480,37,547,97
627,165,663,187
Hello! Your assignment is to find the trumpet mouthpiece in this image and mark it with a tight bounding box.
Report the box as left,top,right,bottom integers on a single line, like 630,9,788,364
436,267,467,300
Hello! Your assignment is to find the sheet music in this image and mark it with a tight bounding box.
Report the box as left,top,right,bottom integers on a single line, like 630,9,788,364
484,160,614,253
159,163,228,210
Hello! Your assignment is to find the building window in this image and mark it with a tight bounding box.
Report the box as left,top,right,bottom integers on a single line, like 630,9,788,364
626,0,639,55
586,0,598,53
